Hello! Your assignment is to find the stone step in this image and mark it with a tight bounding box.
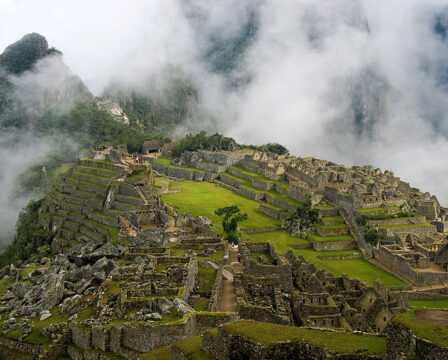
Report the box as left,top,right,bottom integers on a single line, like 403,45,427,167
321,216,344,226
77,165,121,179
79,225,106,243
72,171,110,186
315,224,350,237
112,201,138,212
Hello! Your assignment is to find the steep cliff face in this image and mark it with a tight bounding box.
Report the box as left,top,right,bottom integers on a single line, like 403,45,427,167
0,33,56,75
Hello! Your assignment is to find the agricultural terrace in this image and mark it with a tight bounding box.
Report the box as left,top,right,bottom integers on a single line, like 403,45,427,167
244,231,406,287
160,180,281,232
161,180,406,287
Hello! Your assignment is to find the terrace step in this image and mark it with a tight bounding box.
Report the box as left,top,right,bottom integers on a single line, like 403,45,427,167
72,171,110,186
315,224,350,237
79,225,106,243
77,165,122,178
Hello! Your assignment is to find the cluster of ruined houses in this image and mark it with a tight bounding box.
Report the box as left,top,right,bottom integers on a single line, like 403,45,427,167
233,241,406,334
235,151,448,286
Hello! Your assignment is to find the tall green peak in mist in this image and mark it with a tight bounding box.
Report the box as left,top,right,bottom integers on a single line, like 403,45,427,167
0,33,61,75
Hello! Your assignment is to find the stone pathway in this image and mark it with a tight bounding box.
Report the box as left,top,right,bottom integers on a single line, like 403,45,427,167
217,245,242,313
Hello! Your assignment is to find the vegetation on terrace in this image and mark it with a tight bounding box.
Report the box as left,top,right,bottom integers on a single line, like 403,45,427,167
221,320,386,355
395,309,448,347
160,180,280,232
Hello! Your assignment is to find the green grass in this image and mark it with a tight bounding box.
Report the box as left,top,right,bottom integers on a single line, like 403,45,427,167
244,231,311,251
314,204,333,210
230,165,289,190
410,299,448,309
155,157,199,172
198,267,217,293
291,248,406,286
321,216,344,223
251,251,274,264
378,223,432,229
140,346,171,360
307,232,354,242
221,320,386,355
201,250,224,261
26,307,68,345
161,180,280,231
316,224,348,229
395,309,448,347
78,306,95,321
193,297,210,311
170,247,186,257
156,177,171,186
173,335,212,360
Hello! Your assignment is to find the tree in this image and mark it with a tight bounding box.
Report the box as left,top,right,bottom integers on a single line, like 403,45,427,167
215,206,248,244
364,228,381,247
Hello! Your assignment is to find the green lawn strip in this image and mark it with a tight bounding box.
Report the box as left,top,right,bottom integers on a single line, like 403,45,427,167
230,165,290,190
74,171,110,181
140,345,171,360
193,297,210,311
395,309,448,347
201,250,224,261
377,223,432,229
77,165,121,174
290,248,406,287
161,181,280,232
155,177,171,186
315,224,348,229
86,219,119,242
321,216,344,223
314,204,333,210
250,251,274,264
69,176,104,188
93,210,116,220
198,267,217,293
409,299,448,309
357,206,400,213
243,231,311,251
173,335,212,360
155,157,200,172
221,320,386,355
90,158,115,164
307,232,353,242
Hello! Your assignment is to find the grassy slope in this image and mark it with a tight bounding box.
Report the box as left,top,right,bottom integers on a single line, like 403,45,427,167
222,320,386,355
161,180,280,231
245,232,406,286
395,309,448,347
410,299,448,309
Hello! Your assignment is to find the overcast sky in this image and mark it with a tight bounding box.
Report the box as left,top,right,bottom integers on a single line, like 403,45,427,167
1,0,448,207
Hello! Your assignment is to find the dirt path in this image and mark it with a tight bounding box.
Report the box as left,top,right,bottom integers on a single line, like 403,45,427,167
416,309,448,325
218,279,238,312
217,246,242,312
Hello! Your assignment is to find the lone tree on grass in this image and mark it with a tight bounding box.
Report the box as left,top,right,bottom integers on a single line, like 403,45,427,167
215,206,248,245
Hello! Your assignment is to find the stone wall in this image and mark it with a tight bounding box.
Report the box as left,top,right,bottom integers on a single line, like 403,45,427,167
152,161,218,182
259,205,290,220
310,239,357,251
69,312,235,359
385,322,448,360
373,246,448,286
208,267,224,312
265,194,297,213
378,224,437,239
202,323,384,360
180,258,198,303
